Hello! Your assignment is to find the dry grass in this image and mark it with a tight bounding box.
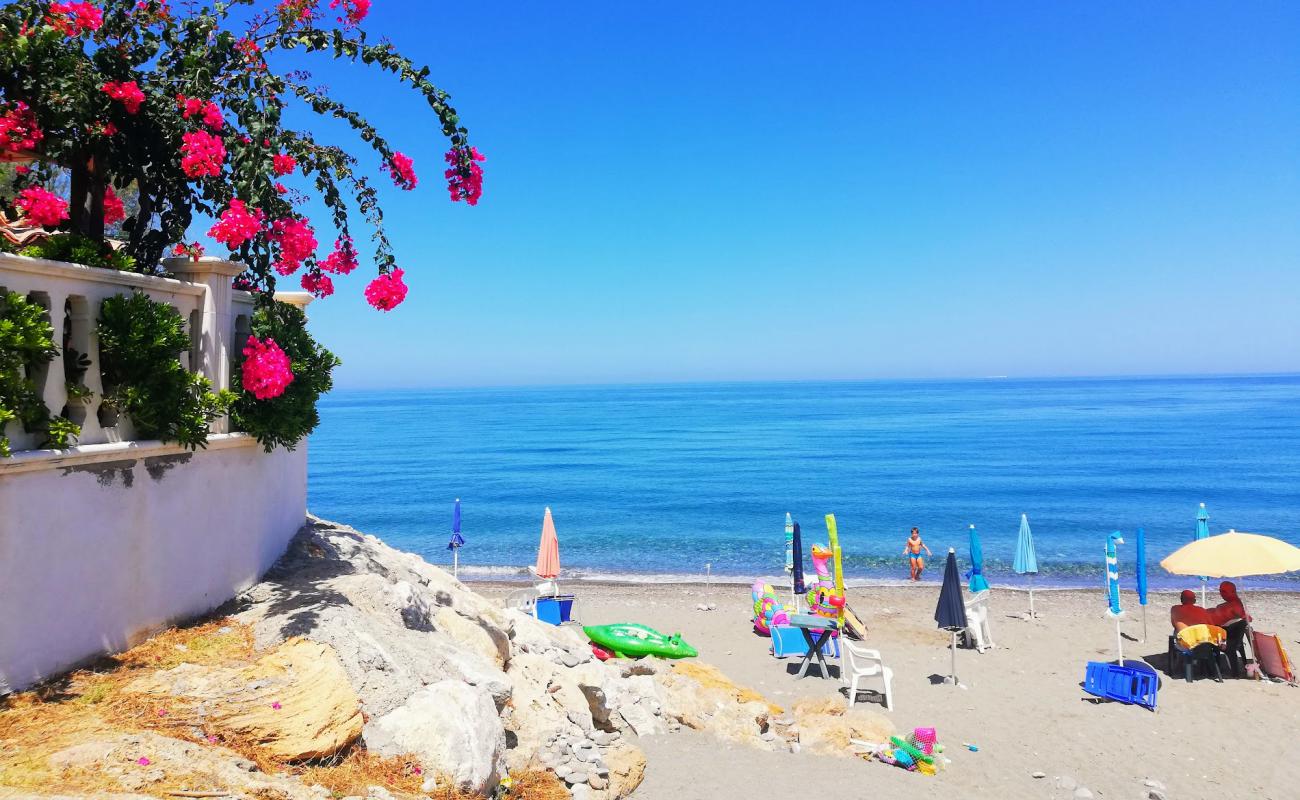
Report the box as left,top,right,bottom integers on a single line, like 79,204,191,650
0,618,489,799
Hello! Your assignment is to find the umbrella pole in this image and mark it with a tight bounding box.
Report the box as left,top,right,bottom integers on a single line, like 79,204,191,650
1028,575,1035,619
1201,579,1207,608
453,549,458,579
1115,618,1124,665
951,630,958,685
1141,604,1147,644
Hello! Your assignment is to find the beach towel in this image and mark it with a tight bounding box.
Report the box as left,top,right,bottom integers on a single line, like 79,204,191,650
1252,632,1295,684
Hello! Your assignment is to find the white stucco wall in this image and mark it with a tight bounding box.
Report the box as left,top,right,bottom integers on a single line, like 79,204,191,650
0,436,306,693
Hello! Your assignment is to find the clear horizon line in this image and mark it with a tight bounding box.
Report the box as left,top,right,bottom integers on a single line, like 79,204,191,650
329,369,1300,393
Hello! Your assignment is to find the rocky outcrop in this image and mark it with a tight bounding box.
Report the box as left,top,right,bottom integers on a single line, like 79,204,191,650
364,681,506,794
223,517,788,797
122,637,363,761
785,696,895,756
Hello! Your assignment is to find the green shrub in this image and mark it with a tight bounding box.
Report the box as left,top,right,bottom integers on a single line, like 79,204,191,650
231,302,340,452
20,233,139,273
0,290,79,456
98,291,235,450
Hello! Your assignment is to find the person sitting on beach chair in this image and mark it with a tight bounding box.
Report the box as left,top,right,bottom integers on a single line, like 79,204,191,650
1170,589,1211,631
903,527,932,581
1208,581,1251,678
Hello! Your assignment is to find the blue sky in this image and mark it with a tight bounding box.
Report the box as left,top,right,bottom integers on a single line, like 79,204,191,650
269,2,1299,388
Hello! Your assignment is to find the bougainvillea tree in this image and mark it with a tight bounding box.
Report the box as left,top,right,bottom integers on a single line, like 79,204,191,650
0,0,484,448
0,0,483,303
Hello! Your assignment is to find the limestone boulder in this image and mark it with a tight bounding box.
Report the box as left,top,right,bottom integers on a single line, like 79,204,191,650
503,650,596,772
789,696,894,756
363,680,505,794
651,660,779,747
604,742,648,799
123,637,362,761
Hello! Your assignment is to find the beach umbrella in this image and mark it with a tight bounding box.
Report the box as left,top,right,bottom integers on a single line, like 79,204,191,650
446,498,465,577
784,513,795,605
1135,526,1148,642
1013,513,1039,618
967,524,990,593
534,507,560,580
1160,530,1300,578
1195,503,1210,604
934,548,969,685
1106,531,1125,663
792,520,805,601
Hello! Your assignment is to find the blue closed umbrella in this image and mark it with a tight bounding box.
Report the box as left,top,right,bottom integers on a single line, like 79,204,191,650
967,524,990,592
791,521,805,600
1195,503,1210,604
447,498,464,577
1135,526,1148,642
1013,513,1038,618
935,548,969,685
1106,530,1125,662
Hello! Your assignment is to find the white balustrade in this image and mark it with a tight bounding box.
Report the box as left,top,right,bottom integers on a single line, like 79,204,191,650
0,252,312,455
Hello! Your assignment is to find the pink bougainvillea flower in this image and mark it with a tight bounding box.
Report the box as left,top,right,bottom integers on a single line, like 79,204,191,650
0,102,43,156
383,151,417,190
103,185,126,225
102,81,146,114
205,734,219,744
15,187,69,227
172,241,205,261
444,145,486,205
277,0,316,24
329,0,370,26
156,708,169,717
101,121,118,136
300,271,334,298
242,336,294,400
46,1,103,36
200,101,224,130
274,182,288,194
271,701,282,710
318,237,358,275
272,153,297,176
268,217,317,276
207,200,264,249
136,757,151,766
180,130,226,178
364,268,408,311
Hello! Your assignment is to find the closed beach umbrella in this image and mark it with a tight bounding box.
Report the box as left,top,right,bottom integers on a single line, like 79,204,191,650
447,497,465,577
1013,513,1039,618
534,506,561,580
1160,530,1300,578
934,548,968,685
967,524,990,593
1106,531,1125,662
792,521,806,599
1195,503,1210,604
784,513,795,604
1135,526,1148,641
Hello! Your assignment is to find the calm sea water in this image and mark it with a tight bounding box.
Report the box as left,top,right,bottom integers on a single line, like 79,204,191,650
307,376,1300,589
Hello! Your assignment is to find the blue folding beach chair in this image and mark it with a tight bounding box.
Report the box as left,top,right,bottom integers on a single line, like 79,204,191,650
1084,661,1158,710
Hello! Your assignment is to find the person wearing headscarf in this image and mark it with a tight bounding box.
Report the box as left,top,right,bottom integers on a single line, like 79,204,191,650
1209,581,1251,677
1170,589,1212,631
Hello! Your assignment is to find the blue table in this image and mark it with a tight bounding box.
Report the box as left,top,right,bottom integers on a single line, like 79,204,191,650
788,613,840,679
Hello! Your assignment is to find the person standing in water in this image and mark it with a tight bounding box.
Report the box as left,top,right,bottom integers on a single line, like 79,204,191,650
903,527,932,581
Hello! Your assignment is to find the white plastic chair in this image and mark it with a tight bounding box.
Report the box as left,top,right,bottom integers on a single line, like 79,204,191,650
842,640,894,711
963,590,995,653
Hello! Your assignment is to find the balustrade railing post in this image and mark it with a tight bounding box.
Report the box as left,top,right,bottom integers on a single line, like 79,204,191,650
162,256,244,434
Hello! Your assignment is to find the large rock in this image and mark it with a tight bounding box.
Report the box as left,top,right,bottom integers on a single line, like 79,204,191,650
651,660,780,747
363,680,506,794
789,696,894,756
503,651,596,772
123,637,362,761
230,518,513,718
604,742,647,799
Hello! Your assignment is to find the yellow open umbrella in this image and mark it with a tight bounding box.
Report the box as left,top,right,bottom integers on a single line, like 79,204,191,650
1160,529,1300,578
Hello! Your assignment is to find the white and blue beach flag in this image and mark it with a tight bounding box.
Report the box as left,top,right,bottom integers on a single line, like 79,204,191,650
1195,503,1210,603
1105,530,1124,618
784,512,794,574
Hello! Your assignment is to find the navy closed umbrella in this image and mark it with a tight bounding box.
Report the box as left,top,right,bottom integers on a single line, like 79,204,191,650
792,521,805,607
935,548,969,685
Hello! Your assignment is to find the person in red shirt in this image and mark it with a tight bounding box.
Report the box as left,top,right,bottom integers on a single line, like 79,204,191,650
1170,589,1212,631
1208,581,1251,678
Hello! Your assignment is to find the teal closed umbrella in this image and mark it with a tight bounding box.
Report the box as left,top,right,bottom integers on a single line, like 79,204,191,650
967,524,990,592
1195,503,1210,605
1013,514,1038,618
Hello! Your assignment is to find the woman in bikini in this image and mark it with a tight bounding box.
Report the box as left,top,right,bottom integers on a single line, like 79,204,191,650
903,527,932,581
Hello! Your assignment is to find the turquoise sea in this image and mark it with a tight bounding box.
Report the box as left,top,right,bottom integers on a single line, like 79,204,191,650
307,376,1300,589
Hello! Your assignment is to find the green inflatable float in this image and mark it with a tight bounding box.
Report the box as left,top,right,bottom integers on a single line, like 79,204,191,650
583,623,698,659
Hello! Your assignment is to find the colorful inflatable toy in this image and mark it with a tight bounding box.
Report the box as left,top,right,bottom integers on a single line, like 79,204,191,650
583,623,698,659
751,580,791,635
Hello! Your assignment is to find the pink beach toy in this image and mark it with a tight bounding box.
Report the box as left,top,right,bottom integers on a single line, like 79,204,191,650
911,727,937,754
